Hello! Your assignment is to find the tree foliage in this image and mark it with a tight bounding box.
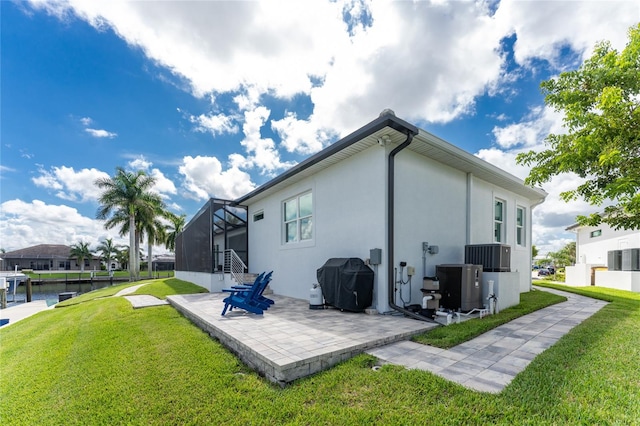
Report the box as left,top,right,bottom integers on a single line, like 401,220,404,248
517,24,640,230
95,167,163,281
547,242,576,269
69,241,93,273
165,213,186,252
96,238,121,272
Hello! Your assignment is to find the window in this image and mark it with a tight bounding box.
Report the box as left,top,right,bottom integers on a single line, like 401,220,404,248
516,206,525,246
253,210,264,222
494,199,505,243
283,192,313,243
590,229,602,238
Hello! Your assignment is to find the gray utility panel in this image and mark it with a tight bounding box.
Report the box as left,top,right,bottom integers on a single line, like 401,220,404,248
436,264,483,312
622,248,640,271
465,244,511,272
608,250,622,271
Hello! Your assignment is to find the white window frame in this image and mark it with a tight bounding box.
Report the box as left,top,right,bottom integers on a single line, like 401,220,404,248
283,191,313,244
494,198,505,243
516,205,526,247
253,210,264,222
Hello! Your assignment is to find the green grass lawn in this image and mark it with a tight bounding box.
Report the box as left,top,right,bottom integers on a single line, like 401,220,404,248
1,280,639,425
413,289,566,348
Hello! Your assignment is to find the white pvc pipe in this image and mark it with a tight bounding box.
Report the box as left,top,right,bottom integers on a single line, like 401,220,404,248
421,293,442,309
422,295,433,309
434,310,459,325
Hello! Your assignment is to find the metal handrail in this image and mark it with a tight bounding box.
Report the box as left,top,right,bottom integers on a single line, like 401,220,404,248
224,249,247,284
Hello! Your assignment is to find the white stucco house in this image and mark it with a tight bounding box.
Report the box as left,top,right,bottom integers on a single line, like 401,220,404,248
565,221,640,291
176,111,547,315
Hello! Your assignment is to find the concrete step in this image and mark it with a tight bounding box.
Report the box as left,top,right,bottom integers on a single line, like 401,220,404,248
240,273,273,295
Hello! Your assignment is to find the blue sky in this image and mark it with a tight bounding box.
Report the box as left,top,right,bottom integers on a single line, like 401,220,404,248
1,0,638,256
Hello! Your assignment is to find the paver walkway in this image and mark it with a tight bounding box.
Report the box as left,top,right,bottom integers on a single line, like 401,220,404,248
367,287,608,392
115,283,168,308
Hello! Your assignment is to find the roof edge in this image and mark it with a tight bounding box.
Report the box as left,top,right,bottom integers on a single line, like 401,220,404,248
234,113,418,205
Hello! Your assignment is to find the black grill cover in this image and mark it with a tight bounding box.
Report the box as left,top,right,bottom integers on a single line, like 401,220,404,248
317,258,374,312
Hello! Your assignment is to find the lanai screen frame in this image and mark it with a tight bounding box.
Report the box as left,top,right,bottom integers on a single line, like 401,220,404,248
175,198,248,273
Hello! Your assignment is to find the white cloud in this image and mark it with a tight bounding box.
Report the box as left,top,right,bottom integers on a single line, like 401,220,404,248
28,0,346,98
189,112,238,137
231,107,296,175
126,156,178,199
495,0,640,67
179,155,255,201
492,106,565,149
80,117,93,126
85,128,117,138
26,0,637,138
149,168,177,199
127,157,152,171
32,166,110,202
271,112,337,155
0,199,128,252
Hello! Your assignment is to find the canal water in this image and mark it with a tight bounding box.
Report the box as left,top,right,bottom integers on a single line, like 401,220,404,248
12,281,116,304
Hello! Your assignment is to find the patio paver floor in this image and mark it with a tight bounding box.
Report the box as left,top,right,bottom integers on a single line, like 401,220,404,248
167,287,607,391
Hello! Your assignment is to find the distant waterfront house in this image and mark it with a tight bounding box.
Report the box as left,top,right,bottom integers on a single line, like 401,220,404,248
565,222,640,291
151,254,175,271
0,244,101,272
176,111,547,314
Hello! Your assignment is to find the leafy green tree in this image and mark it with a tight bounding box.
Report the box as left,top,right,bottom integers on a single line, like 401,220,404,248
165,213,186,252
69,241,93,273
531,245,539,259
548,242,576,269
517,24,640,230
95,167,163,281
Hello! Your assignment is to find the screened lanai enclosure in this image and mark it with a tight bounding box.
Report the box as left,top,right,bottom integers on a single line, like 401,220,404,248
175,199,248,273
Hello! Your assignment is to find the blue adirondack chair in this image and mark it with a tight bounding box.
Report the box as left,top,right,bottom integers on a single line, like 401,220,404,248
229,271,274,307
221,272,273,316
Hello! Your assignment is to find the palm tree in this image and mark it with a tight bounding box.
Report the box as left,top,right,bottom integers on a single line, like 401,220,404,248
95,167,163,281
96,238,119,272
138,199,168,278
69,241,93,273
116,246,130,271
165,213,186,252
101,199,167,279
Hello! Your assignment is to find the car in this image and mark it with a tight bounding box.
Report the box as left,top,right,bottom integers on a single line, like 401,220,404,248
538,269,550,276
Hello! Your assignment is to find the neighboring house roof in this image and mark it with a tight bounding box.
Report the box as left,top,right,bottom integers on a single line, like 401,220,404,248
152,254,175,263
2,244,74,259
2,244,99,260
235,111,547,205
566,223,582,232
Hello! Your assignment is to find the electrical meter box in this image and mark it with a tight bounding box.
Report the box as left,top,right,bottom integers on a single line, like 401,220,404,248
369,248,382,265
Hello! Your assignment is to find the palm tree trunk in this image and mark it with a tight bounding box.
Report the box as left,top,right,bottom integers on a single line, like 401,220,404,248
135,230,141,281
129,213,136,282
147,239,153,278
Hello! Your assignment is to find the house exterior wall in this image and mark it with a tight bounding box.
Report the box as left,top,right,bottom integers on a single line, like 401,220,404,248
2,257,102,272
246,144,536,313
573,224,640,266
247,145,388,308
466,177,534,293
393,151,534,305
393,152,467,306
